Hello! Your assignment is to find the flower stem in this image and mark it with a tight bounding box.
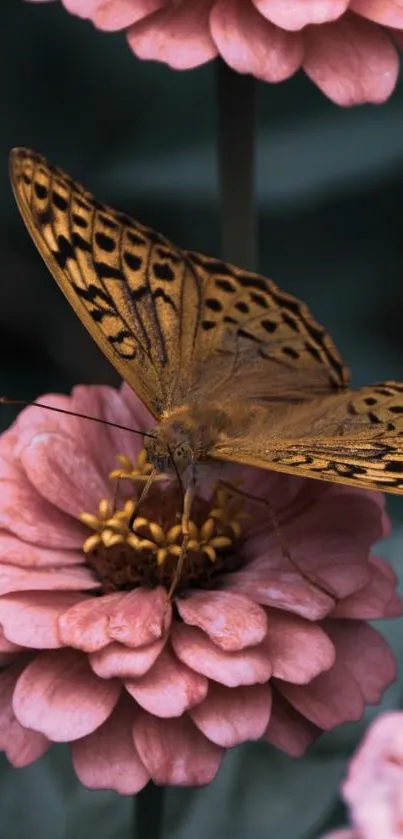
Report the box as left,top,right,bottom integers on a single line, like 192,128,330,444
134,782,165,838
216,59,257,270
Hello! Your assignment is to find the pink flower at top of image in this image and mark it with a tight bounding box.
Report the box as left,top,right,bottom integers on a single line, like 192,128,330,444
0,382,400,794
320,712,403,839
27,0,403,106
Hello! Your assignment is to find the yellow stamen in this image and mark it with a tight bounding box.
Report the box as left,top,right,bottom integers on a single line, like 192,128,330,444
80,512,102,530
157,548,167,566
83,533,102,553
80,449,246,592
200,518,215,542
166,524,182,544
202,545,216,563
132,516,149,530
101,529,124,548
99,498,111,518
210,536,232,549
137,538,159,551
148,522,165,545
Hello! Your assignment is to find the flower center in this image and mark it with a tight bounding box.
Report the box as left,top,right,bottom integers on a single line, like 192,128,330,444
80,450,247,595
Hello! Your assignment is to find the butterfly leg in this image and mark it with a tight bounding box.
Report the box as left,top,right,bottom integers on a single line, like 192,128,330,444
167,467,196,600
218,479,337,600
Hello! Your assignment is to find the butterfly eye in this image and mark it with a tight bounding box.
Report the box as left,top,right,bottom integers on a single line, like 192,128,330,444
173,443,193,471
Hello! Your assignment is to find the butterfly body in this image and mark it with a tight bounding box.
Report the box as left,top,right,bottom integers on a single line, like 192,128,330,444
144,401,251,475
9,147,403,497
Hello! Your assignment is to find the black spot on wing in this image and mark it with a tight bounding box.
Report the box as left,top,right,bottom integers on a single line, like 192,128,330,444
72,232,91,252
52,191,68,212
34,183,48,200
94,262,123,280
205,298,223,312
124,252,142,271
385,460,403,473
72,213,88,228
95,232,116,252
55,234,74,269
153,262,175,282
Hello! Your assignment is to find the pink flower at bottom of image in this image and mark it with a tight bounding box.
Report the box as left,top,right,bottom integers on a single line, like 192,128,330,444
0,382,400,793
320,712,403,839
27,0,403,105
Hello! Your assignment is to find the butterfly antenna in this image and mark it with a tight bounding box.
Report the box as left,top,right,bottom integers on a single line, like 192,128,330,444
0,396,154,438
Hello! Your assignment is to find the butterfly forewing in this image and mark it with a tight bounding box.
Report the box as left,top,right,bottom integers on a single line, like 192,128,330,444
10,148,204,418
10,149,349,415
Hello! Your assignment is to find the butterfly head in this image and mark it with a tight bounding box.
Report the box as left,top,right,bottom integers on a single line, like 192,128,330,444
144,426,194,475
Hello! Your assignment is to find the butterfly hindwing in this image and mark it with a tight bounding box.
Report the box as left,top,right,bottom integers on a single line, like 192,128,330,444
211,381,403,493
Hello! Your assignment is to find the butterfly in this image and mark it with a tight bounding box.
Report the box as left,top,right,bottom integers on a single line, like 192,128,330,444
9,147,403,502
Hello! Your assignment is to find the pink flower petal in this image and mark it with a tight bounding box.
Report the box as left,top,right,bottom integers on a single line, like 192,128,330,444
132,711,223,785
0,627,23,653
264,691,320,756
58,594,123,652
171,623,272,687
69,385,143,480
59,588,170,652
176,590,267,651
226,566,334,620
0,428,23,481
62,0,164,30
276,657,365,729
190,682,272,747
389,25,403,47
0,479,86,548
127,0,218,69
89,638,166,679
13,649,121,740
210,0,303,81
263,608,335,683
19,432,110,519
0,563,96,596
330,556,402,619
0,532,83,568
0,591,83,648
340,711,403,839
0,662,49,767
324,620,396,703
107,587,171,647
382,593,403,617
253,0,349,30
351,0,403,29
303,13,399,106
125,646,208,717
278,489,381,597
59,594,125,652
72,697,149,795
15,394,72,438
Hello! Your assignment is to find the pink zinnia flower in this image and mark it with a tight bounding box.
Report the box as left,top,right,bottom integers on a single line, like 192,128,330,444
27,1,403,105
0,382,400,793
320,712,403,839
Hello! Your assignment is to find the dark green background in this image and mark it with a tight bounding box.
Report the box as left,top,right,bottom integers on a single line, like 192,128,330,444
1,3,403,837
